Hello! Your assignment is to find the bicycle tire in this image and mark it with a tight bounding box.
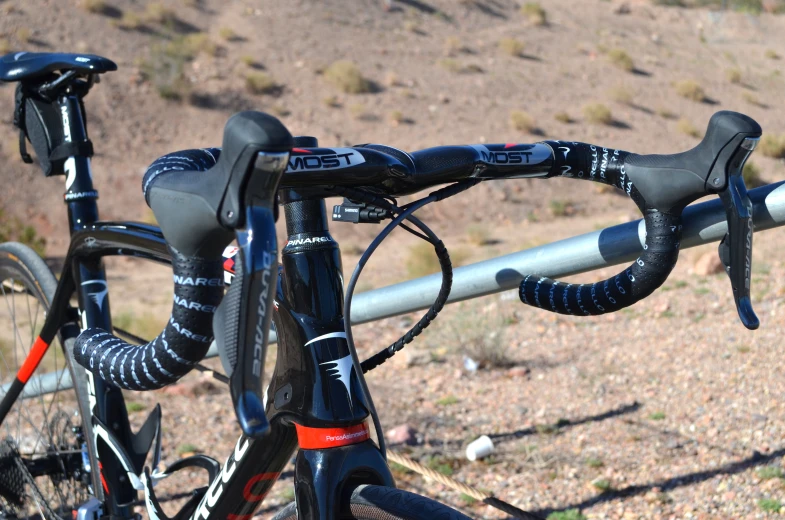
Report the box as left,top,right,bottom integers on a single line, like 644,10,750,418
270,484,473,520
0,242,94,519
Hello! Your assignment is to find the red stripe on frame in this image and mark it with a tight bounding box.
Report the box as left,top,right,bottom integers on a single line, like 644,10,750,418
295,422,370,450
243,472,281,501
292,148,312,154
98,462,109,495
17,336,50,383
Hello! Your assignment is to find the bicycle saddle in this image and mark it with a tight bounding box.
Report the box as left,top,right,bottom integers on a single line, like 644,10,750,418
0,52,117,82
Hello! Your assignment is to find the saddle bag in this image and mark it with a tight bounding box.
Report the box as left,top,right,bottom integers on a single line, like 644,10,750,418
13,84,93,177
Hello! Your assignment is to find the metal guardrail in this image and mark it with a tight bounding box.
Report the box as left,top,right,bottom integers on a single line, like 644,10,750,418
13,181,785,398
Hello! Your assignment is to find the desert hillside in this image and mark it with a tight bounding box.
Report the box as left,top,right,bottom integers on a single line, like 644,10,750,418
1,0,784,251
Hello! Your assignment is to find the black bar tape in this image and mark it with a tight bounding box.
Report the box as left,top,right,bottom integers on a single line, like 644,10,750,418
74,147,227,390
543,141,644,209
519,210,681,315
74,248,224,390
142,148,221,203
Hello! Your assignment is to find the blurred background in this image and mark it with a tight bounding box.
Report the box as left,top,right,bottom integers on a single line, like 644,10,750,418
1,1,785,518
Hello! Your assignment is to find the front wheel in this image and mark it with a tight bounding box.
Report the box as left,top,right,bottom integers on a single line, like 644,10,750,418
271,484,472,520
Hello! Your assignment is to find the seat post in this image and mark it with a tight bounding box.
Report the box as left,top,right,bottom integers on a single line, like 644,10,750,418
59,93,99,233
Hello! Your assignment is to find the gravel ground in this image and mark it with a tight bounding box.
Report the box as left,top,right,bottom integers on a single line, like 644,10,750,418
114,221,785,520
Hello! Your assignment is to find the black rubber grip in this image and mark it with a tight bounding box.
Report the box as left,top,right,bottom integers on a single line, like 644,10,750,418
215,254,243,377
520,211,680,315
74,249,224,389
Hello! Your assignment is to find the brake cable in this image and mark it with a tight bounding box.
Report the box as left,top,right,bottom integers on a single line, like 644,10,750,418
331,180,480,373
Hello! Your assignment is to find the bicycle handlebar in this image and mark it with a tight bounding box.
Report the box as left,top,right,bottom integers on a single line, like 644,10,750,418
74,111,292,439
72,109,762,439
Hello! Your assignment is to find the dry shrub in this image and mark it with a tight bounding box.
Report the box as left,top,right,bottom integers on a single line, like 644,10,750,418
765,49,780,60
607,48,634,72
759,134,785,159
80,0,106,13
16,28,31,43
245,72,278,95
520,2,547,25
438,58,462,73
499,37,525,57
726,68,742,84
674,79,706,102
140,35,218,101
549,199,577,217
406,242,469,278
657,107,677,119
389,110,404,125
609,85,634,105
240,55,259,67
554,111,572,123
0,39,10,55
323,61,372,94
677,118,702,138
742,91,763,106
444,36,464,55
510,110,536,132
349,103,367,120
403,20,419,33
180,33,217,57
449,311,513,369
743,161,765,188
219,27,237,41
112,12,142,30
0,210,46,256
466,224,491,246
144,2,175,24
323,95,341,108
583,103,613,125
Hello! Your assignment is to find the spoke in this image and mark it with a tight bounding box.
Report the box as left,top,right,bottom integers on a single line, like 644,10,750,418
0,281,24,448
26,286,35,350
41,368,70,447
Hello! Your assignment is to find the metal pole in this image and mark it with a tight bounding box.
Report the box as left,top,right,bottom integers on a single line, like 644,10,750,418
16,181,785,397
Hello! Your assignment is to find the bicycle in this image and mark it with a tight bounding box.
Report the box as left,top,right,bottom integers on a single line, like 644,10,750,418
0,51,766,520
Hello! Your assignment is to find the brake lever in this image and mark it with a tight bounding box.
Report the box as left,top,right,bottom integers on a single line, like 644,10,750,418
227,152,288,437
718,137,759,330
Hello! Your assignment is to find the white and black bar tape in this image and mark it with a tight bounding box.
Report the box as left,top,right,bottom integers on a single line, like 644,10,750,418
73,248,224,390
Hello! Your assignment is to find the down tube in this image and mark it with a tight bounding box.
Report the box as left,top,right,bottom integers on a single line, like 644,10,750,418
192,419,298,520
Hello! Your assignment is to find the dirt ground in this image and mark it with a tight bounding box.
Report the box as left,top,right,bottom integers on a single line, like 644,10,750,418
1,0,785,518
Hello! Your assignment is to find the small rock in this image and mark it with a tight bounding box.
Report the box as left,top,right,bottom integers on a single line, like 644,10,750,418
403,348,431,367
507,366,531,378
463,356,479,373
653,299,670,314
694,252,724,276
614,3,631,14
386,424,418,445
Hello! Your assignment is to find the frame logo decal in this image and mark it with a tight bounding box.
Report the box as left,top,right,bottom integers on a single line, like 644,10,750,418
81,280,108,311
193,436,251,520
470,144,551,166
319,354,355,405
286,148,366,172
295,422,371,449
